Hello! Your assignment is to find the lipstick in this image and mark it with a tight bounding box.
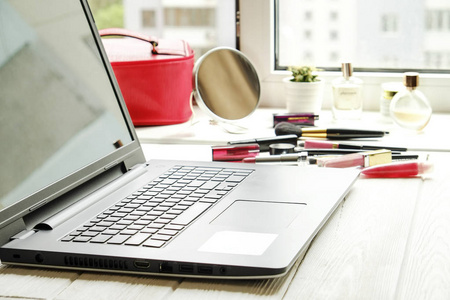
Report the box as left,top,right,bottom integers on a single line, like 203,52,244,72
317,150,392,168
212,144,259,161
360,161,434,178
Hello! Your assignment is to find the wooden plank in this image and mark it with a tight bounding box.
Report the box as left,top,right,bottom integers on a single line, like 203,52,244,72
394,153,450,299
0,264,79,299
164,258,303,300
54,272,181,300
283,177,422,299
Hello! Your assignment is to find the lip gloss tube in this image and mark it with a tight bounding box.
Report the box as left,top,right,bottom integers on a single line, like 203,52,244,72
317,150,392,168
360,161,434,178
212,143,260,162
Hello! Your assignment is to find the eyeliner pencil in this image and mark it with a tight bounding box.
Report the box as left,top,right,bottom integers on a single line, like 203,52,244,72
274,122,388,139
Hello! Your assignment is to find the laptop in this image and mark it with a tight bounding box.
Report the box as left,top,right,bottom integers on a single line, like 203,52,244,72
0,0,360,279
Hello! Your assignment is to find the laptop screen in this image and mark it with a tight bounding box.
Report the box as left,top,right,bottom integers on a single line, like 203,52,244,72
0,1,138,224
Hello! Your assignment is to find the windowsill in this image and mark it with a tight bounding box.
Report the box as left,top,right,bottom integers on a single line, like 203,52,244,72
260,70,450,112
136,106,450,153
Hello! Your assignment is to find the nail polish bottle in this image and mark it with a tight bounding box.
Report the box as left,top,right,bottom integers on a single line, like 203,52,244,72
389,72,432,131
331,62,363,120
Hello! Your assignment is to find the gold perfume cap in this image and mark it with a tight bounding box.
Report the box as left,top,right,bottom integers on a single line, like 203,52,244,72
403,72,419,88
342,62,352,79
382,82,403,100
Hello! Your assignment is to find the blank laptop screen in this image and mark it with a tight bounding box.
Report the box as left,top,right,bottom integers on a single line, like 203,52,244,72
0,1,133,214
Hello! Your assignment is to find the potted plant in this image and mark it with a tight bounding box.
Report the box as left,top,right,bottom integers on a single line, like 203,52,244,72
283,66,324,114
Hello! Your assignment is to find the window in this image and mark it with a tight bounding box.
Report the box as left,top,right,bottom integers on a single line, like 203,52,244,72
240,0,450,111
381,14,398,33
164,8,215,27
90,0,236,59
142,10,156,28
426,10,450,31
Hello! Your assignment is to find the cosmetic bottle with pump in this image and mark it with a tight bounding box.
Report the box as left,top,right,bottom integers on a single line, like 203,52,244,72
389,72,432,131
332,62,363,120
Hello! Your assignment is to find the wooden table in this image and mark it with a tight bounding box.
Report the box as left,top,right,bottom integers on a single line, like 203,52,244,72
2,110,450,299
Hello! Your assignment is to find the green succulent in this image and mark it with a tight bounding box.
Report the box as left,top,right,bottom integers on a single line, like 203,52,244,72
288,66,321,82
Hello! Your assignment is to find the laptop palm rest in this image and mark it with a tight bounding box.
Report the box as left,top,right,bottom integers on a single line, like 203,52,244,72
198,200,305,256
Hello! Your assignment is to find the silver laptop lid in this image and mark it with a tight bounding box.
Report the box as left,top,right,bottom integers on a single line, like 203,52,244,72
0,0,144,232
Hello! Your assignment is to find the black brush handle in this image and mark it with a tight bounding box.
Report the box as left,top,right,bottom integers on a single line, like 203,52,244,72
326,129,387,139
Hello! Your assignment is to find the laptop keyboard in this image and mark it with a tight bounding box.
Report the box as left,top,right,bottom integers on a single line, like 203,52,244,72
61,165,253,248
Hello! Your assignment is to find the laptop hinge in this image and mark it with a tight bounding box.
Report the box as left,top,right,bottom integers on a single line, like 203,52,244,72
0,218,27,246
34,163,147,230
10,229,37,241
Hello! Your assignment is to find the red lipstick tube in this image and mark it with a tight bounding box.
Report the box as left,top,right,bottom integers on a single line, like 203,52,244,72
360,161,434,178
212,143,260,162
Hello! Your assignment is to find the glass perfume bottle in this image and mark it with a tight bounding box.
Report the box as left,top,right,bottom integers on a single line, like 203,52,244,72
332,62,363,120
389,72,432,131
380,82,403,122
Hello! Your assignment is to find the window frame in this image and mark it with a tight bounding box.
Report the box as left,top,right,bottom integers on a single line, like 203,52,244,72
239,0,450,112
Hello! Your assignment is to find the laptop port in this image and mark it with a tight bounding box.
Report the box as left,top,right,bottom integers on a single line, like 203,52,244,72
133,260,150,269
159,262,173,273
197,265,213,275
178,264,194,273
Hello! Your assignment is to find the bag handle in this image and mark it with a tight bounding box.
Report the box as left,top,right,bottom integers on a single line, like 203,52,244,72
98,28,159,54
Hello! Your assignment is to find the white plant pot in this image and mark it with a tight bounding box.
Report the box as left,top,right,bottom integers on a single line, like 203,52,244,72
283,77,324,114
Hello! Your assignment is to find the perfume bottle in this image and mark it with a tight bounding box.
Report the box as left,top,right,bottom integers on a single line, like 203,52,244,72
389,72,432,131
380,82,403,122
332,63,363,120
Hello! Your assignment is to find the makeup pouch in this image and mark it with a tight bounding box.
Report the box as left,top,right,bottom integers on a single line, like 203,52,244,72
99,28,194,126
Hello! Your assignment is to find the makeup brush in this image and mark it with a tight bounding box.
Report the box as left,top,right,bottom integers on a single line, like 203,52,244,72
274,122,388,140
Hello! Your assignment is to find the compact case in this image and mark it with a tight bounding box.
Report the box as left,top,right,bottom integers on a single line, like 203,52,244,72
99,28,194,126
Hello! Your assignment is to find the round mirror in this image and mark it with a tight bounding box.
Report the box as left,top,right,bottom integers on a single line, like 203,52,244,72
193,47,260,123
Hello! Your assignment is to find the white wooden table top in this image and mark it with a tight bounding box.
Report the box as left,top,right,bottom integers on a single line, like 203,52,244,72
2,109,450,300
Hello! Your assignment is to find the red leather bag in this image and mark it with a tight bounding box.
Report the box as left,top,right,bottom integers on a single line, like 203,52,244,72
99,28,194,126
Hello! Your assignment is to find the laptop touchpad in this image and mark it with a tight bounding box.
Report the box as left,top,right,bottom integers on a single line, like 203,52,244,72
211,200,305,230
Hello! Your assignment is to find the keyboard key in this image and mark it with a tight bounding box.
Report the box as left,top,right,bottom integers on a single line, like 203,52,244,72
81,231,99,237
164,224,184,231
107,234,130,245
61,236,74,242
128,225,145,231
226,175,247,183
120,229,138,235
102,229,120,235
73,236,92,243
143,239,165,248
124,233,152,246
90,226,106,232
158,229,178,236
90,234,112,243
151,234,172,241
153,218,171,224
147,223,165,229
